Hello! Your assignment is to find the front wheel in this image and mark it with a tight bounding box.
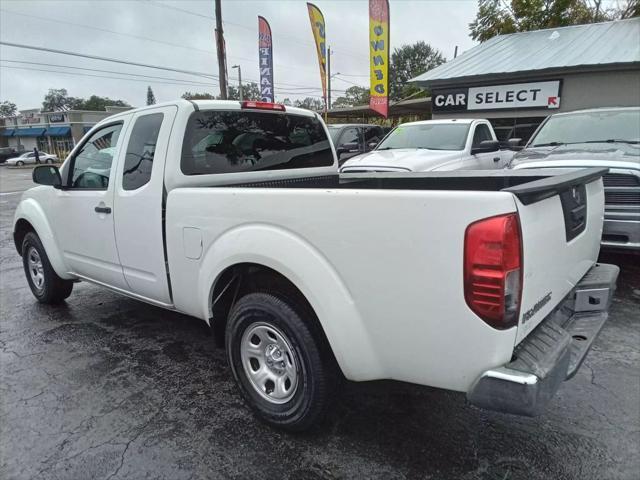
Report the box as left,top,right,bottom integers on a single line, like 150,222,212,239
46,158,54,164
226,292,335,431
22,232,73,304
16,160,24,166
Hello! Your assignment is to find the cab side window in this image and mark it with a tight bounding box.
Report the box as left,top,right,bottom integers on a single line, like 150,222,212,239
122,113,164,190
337,127,360,149
69,123,123,189
472,124,493,147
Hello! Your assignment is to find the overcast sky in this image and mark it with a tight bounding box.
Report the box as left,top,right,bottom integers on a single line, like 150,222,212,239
0,0,479,110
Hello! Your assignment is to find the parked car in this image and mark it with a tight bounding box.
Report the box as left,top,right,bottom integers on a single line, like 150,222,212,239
326,123,385,164
510,106,640,251
340,119,517,173
6,151,59,166
0,147,20,164
14,100,618,431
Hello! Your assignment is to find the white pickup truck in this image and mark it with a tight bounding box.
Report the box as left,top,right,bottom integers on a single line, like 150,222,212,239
14,100,619,431
340,118,516,173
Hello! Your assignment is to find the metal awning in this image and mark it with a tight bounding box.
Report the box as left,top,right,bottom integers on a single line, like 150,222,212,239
47,126,71,136
14,127,46,137
1,128,15,137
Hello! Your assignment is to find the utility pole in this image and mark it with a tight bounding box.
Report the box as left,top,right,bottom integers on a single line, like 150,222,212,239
232,65,243,101
454,45,458,58
327,46,331,110
215,0,228,99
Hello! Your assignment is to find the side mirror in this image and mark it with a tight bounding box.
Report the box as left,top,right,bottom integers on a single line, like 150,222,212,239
33,165,62,188
471,139,500,155
507,138,522,150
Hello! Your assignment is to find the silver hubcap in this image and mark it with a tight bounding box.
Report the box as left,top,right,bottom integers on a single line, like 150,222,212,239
27,247,45,291
240,322,299,404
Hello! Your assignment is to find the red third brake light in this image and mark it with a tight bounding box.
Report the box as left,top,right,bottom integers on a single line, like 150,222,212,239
241,101,286,111
464,213,522,329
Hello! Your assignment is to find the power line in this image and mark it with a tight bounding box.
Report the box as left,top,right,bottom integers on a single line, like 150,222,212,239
0,65,219,88
0,40,345,93
148,0,366,60
1,60,216,86
0,40,219,80
0,8,215,56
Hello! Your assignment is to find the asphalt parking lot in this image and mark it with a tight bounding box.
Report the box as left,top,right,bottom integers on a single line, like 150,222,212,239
1,166,638,480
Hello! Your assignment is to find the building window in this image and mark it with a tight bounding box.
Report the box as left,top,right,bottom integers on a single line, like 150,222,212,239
37,137,48,152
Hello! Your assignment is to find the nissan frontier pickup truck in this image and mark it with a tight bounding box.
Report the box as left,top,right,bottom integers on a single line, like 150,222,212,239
14,100,619,431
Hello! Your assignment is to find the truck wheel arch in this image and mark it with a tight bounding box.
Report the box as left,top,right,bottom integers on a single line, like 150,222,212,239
13,199,71,280
197,224,384,381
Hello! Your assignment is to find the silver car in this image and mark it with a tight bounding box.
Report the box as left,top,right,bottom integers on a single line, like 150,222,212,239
5,151,59,166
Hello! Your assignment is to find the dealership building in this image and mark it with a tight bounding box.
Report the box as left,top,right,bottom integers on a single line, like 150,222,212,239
0,106,131,157
411,18,640,142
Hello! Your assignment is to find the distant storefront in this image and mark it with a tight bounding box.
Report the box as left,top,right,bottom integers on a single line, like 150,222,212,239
410,18,640,143
0,106,132,157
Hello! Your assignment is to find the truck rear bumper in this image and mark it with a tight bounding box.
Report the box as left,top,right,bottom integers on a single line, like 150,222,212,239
467,263,619,416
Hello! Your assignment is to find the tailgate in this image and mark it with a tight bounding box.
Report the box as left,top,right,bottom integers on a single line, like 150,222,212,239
504,168,607,344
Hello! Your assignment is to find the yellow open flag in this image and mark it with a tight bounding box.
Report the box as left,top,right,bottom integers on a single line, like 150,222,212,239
307,3,327,109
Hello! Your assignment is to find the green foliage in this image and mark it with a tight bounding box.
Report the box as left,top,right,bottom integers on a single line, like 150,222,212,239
41,88,129,111
77,95,130,111
224,82,261,101
293,97,325,111
332,86,370,108
41,88,82,111
146,86,156,105
470,0,640,42
181,91,216,100
0,100,17,117
389,42,445,101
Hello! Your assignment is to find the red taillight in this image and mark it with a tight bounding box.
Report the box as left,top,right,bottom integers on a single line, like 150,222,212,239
464,213,522,329
241,101,286,111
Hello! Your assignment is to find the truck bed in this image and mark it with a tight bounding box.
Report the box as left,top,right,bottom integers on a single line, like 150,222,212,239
218,168,608,206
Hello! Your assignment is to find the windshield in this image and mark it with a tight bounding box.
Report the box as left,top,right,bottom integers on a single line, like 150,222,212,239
376,123,470,151
530,109,640,147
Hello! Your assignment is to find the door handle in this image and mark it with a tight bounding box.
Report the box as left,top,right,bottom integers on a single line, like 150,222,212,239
493,157,500,162
95,206,112,214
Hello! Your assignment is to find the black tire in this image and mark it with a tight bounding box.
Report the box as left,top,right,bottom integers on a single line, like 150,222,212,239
226,291,335,431
22,232,73,304
16,160,24,166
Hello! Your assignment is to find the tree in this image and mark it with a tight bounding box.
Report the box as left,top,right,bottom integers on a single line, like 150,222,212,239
76,95,130,111
41,88,82,111
332,86,370,108
389,41,445,101
224,82,261,101
146,86,156,105
293,97,325,111
182,91,216,100
470,0,640,42
281,98,293,106
0,101,17,117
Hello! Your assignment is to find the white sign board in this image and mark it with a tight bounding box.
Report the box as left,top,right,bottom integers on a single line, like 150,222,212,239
467,81,561,110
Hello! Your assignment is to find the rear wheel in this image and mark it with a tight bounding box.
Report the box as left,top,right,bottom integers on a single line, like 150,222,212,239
22,232,73,304
46,158,53,164
226,292,335,431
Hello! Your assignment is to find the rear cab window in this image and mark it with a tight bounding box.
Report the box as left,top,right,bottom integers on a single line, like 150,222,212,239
181,109,333,175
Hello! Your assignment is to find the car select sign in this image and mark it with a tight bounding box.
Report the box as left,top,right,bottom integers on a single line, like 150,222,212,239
433,81,561,112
